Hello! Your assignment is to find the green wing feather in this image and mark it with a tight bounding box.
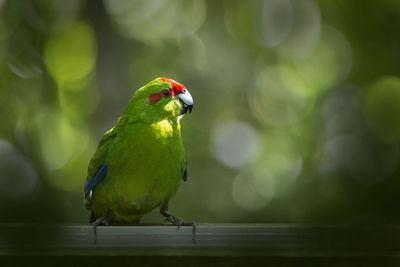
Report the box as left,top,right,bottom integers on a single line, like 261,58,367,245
87,116,131,178
87,127,116,179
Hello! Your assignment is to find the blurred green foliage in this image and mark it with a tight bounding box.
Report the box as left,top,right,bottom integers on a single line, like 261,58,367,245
0,0,400,225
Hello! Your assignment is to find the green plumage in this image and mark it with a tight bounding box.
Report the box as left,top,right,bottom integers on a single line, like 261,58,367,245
86,78,187,223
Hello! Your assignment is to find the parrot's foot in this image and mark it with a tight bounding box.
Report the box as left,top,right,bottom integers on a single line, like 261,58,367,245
160,207,196,243
92,210,110,243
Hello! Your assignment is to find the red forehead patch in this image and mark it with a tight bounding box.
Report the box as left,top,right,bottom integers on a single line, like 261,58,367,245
160,77,185,93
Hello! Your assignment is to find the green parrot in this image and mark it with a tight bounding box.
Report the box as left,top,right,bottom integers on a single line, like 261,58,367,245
84,77,194,230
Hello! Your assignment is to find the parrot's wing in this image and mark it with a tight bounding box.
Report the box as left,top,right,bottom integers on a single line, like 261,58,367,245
84,164,107,197
87,127,116,176
84,126,117,207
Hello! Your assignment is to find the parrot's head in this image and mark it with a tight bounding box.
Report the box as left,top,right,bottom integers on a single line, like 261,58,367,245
129,77,193,121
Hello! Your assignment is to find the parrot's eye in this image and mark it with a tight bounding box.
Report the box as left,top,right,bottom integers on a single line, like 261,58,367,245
162,89,170,97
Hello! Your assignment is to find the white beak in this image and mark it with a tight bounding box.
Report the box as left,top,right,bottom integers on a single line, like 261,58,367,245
178,89,193,115
178,89,193,106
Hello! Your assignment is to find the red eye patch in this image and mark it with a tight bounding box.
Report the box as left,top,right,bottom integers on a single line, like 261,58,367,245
149,89,173,104
149,77,185,104
149,93,162,104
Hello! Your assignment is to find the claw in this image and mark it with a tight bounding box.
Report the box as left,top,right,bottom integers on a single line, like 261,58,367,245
160,205,196,243
174,217,183,230
92,210,110,244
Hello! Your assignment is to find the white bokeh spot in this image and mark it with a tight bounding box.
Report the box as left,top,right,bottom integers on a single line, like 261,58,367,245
212,120,259,169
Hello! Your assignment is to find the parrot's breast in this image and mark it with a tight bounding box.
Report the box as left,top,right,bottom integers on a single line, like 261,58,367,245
90,118,185,223
151,119,176,139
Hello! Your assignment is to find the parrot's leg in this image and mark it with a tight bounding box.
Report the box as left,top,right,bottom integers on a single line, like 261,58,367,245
92,210,110,243
160,203,196,243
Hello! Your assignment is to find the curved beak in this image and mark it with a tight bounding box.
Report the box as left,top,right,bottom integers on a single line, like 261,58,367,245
178,89,193,115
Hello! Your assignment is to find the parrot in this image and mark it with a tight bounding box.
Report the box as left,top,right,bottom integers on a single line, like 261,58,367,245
84,77,194,232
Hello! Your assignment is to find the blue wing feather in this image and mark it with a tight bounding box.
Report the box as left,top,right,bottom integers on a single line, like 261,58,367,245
84,164,108,196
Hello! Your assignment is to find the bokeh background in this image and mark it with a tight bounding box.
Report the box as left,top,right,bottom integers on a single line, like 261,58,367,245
1,0,400,225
